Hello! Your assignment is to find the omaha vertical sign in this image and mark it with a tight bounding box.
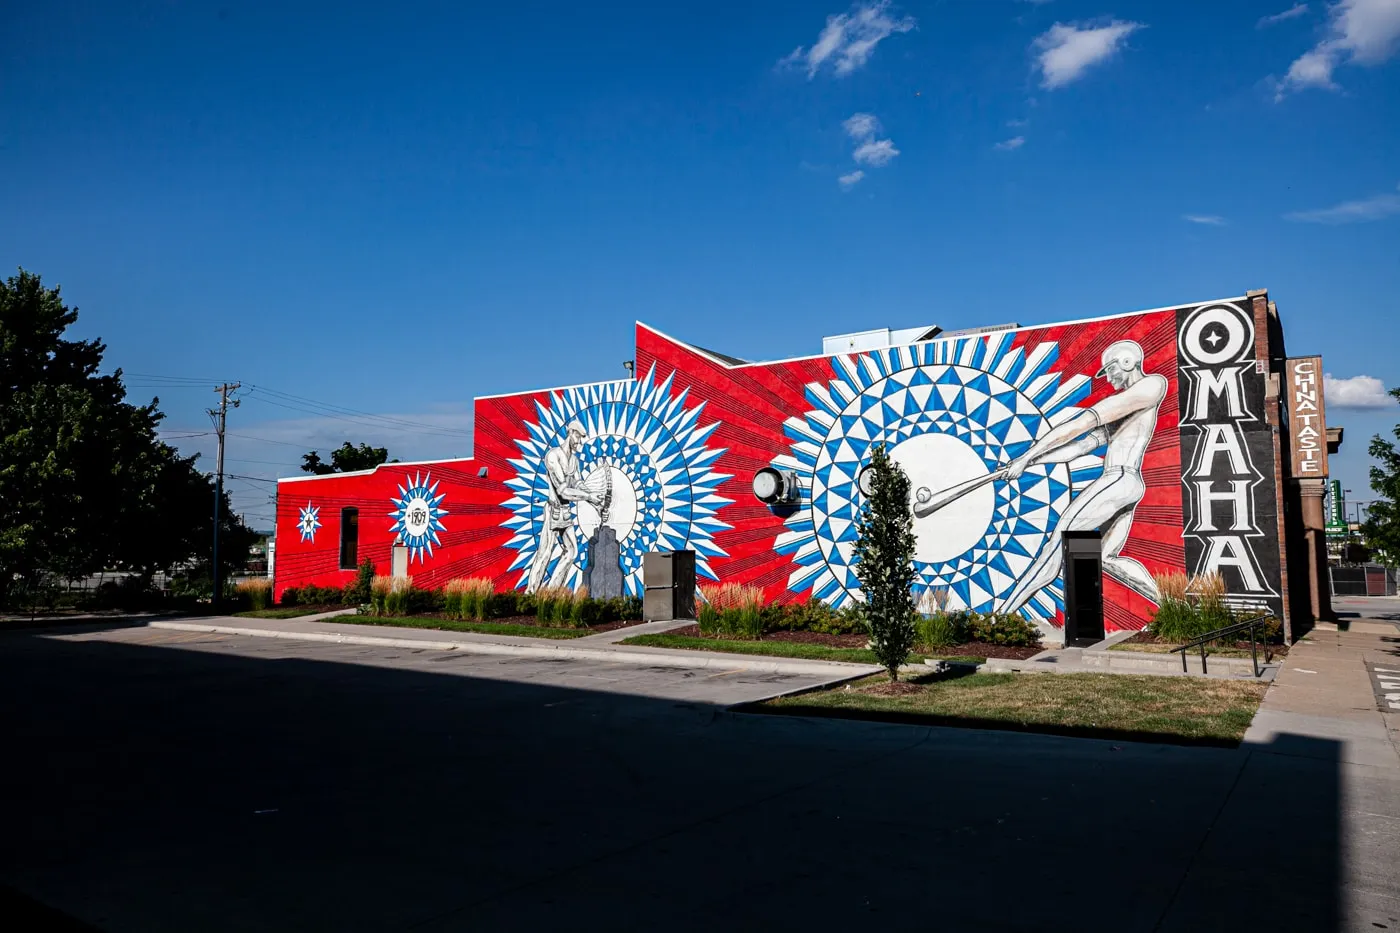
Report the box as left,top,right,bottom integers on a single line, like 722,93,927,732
1176,301,1283,617
1284,356,1329,478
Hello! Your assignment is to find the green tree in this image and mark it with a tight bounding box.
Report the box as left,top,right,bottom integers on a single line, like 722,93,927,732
1361,386,1400,567
0,268,257,606
301,442,395,475
852,443,918,680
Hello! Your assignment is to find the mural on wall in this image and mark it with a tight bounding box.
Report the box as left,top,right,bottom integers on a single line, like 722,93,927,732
1176,301,1283,616
500,365,732,596
297,502,322,543
389,472,449,563
771,332,1131,622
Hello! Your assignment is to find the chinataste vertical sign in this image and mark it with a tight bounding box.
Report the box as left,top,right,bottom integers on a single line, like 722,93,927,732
1176,301,1283,617
1284,356,1329,478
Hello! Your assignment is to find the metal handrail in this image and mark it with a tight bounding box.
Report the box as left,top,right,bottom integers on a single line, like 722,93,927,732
1169,613,1273,677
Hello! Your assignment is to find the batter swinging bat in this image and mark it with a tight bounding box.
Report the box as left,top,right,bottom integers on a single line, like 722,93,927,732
912,468,1008,518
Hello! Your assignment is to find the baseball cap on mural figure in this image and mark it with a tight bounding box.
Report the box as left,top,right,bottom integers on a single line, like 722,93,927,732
1095,340,1143,378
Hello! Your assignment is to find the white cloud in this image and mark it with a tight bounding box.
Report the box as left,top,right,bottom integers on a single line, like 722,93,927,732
780,1,916,78
838,170,866,189
1183,214,1228,225
843,112,881,140
1007,118,1030,127
1277,0,1400,97
852,138,900,166
1285,183,1400,223
1325,374,1396,409
1033,20,1144,89
1258,3,1309,28
994,136,1026,151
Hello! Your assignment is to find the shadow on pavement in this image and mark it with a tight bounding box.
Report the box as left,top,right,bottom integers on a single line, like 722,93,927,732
0,628,1346,932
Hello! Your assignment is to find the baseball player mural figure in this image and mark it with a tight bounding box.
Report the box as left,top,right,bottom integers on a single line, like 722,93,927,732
526,420,606,592
913,340,1166,613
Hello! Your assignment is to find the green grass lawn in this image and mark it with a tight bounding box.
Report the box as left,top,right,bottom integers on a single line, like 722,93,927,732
618,632,984,666
330,615,590,640
761,671,1267,745
234,607,346,619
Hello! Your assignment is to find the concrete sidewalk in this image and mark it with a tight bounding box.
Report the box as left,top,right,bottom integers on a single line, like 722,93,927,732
1244,614,1400,770
147,614,882,680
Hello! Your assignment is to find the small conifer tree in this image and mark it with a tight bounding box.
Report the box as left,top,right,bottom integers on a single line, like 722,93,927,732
853,443,918,681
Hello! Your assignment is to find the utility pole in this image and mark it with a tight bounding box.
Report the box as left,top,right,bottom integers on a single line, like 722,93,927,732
209,382,241,609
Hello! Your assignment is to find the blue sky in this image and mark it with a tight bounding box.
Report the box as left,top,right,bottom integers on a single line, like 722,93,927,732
3,0,1398,529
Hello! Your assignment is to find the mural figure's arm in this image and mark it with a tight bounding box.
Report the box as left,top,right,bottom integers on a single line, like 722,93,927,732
546,454,603,506
911,426,1107,518
1005,379,1160,480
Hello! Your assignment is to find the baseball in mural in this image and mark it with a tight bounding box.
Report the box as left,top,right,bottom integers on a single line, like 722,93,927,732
501,365,732,596
995,340,1166,613
297,502,322,543
388,472,448,563
774,332,1105,621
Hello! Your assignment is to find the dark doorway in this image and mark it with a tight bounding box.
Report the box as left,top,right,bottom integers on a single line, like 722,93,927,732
339,508,360,570
1062,531,1104,646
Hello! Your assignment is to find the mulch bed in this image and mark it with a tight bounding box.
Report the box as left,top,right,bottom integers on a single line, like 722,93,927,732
662,624,1043,659
1120,629,1289,656
861,681,925,696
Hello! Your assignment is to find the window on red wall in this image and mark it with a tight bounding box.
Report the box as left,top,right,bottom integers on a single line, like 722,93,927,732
339,508,359,570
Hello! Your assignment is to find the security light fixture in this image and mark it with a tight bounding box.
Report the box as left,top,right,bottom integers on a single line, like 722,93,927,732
623,360,635,375
752,467,798,504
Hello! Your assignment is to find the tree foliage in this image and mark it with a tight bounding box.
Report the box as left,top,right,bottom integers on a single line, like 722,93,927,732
852,443,918,680
0,269,255,604
301,442,394,475
1361,386,1400,568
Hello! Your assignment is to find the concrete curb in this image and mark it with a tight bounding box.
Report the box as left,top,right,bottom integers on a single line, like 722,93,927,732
146,620,883,678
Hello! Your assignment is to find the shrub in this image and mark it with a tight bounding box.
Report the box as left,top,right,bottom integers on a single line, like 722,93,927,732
966,612,1041,648
620,594,642,620
280,586,300,607
236,578,274,611
344,559,375,605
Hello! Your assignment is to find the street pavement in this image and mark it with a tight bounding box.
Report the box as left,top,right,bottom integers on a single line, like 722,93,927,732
2,618,1398,932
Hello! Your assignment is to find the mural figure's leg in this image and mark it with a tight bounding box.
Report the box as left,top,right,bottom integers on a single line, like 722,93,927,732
547,528,579,589
998,471,1138,615
526,529,556,593
1099,476,1160,604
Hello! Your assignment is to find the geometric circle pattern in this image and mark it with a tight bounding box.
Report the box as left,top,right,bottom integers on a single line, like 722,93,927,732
388,472,449,564
297,502,322,543
773,331,1104,621
501,365,732,596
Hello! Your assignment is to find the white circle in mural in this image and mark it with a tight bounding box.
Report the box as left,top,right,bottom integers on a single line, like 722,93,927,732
1182,305,1250,366
575,465,638,543
401,495,434,539
890,433,995,564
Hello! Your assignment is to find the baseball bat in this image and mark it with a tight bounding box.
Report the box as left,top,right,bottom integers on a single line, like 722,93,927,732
912,467,1009,518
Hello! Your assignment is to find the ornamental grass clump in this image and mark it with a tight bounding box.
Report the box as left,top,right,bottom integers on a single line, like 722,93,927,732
697,582,765,639
534,585,588,627
236,578,273,611
369,575,414,616
444,577,494,621
915,587,968,648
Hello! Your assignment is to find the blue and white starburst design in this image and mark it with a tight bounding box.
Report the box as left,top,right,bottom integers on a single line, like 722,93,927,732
388,472,449,563
501,366,732,596
774,332,1104,622
297,502,321,543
